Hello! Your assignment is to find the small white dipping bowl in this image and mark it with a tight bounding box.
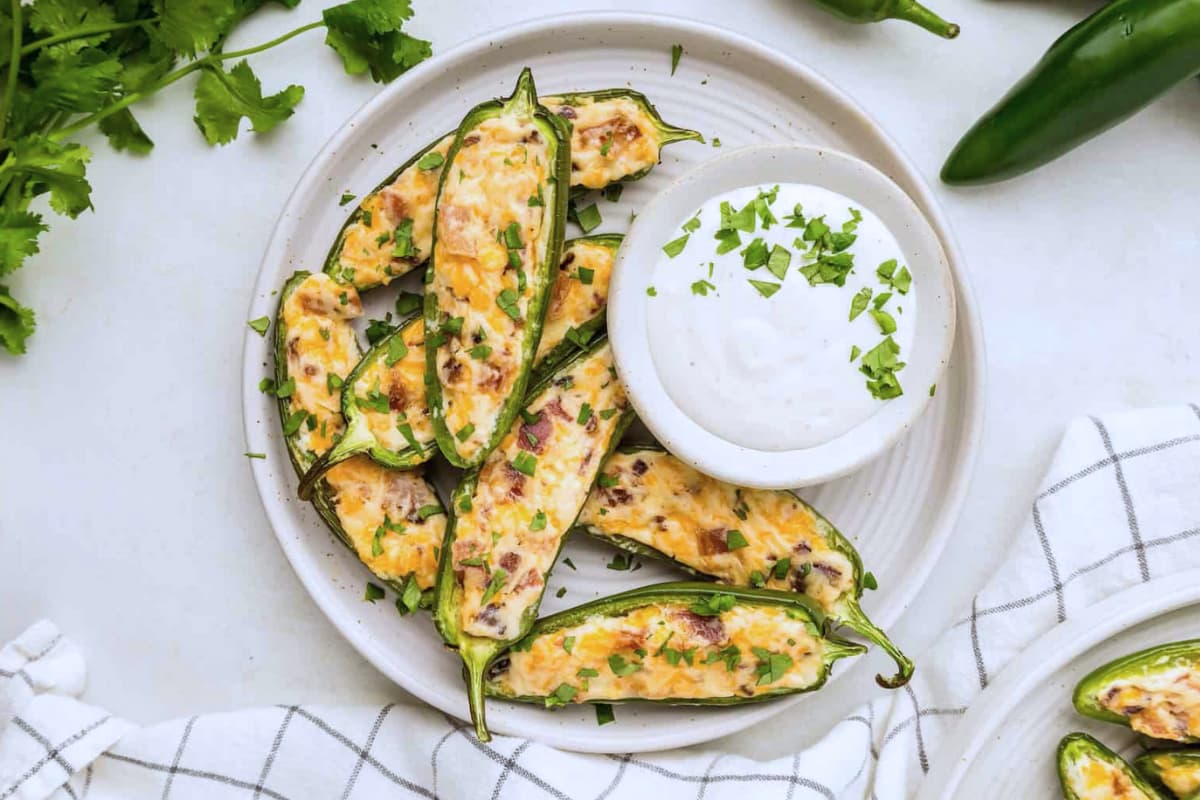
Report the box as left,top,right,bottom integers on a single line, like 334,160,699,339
608,144,956,489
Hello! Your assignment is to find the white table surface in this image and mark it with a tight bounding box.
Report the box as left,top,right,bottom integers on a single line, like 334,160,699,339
3,0,1199,762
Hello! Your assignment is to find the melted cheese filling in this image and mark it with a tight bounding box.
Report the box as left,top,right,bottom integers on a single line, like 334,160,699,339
543,96,662,190
1098,666,1200,741
335,135,453,290
1151,756,1200,796
347,318,433,453
323,456,444,589
493,603,827,702
282,273,362,459
577,451,855,613
1065,756,1155,800
535,239,617,363
430,114,553,462
452,344,628,640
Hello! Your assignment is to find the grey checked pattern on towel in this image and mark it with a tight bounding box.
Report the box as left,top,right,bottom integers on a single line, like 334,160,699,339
4,405,1200,800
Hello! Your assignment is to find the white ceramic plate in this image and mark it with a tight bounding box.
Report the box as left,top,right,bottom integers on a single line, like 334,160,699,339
242,12,985,753
609,144,957,489
919,569,1200,799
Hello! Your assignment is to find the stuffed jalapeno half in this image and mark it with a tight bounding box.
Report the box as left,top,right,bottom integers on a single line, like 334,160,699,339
425,68,571,469
1135,751,1200,799
574,446,912,688
1057,733,1167,800
485,583,865,708
274,272,444,602
540,90,703,191
325,93,696,292
533,234,622,374
1073,640,1200,743
433,338,633,741
297,314,436,500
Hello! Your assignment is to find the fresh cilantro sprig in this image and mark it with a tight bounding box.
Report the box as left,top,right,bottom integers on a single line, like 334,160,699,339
0,0,432,356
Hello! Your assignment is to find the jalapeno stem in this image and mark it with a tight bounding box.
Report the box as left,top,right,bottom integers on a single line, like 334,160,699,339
460,637,501,742
296,417,372,500
837,599,914,688
891,0,959,39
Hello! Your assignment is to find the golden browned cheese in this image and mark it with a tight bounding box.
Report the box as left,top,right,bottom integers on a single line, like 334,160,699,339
281,273,362,458
1147,755,1200,797
1064,757,1156,800
452,344,628,640
323,457,444,590
1097,667,1200,742
429,115,552,462
542,95,663,190
494,603,827,702
576,451,856,613
334,135,453,290
345,319,433,453
535,239,616,363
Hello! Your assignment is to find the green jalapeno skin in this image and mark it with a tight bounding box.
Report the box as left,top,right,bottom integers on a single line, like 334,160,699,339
424,68,572,470
806,0,958,39
484,582,866,707
433,336,635,741
575,445,913,688
1135,751,1200,799
1073,640,1200,743
273,272,441,603
297,311,435,500
1057,733,1167,800
942,0,1200,186
324,92,697,292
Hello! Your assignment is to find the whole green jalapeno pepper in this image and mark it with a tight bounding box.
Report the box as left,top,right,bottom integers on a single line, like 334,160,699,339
484,583,866,709
942,0,1200,185
1057,732,1167,800
433,337,634,741
424,67,572,470
1073,640,1200,743
574,446,913,688
806,0,958,39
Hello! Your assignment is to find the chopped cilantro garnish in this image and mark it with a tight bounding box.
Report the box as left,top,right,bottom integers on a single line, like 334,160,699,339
689,593,735,616
799,252,854,287
562,635,576,654
869,308,897,335
670,44,683,75
259,377,277,394
575,203,602,234
496,289,521,320
741,237,768,270
511,451,537,476
503,221,523,250
577,403,593,424
749,570,766,588
712,137,722,147
862,571,879,590
364,582,385,603
480,568,508,605
748,279,781,298
599,132,614,157
595,704,615,726
469,344,492,360
417,151,444,171
392,218,416,259
606,552,636,571
714,228,741,255
597,472,619,488
274,378,296,398
725,530,749,550
849,345,861,362
544,682,576,709
608,654,641,676
456,423,475,442
443,316,464,336
530,510,547,531
691,279,716,297
339,192,357,207
704,645,741,672
604,183,623,202
766,245,791,280
663,234,689,258
783,203,806,228
245,452,266,460
849,287,872,321
859,336,905,400
929,383,937,397
396,577,422,615
365,315,394,345
599,408,618,420
752,647,794,686
248,316,270,336
577,267,595,285
385,335,409,367
556,587,567,598
802,215,829,242
772,557,791,580
873,291,893,310
682,213,702,233
563,557,577,571
282,410,308,436
458,494,472,512
418,504,445,521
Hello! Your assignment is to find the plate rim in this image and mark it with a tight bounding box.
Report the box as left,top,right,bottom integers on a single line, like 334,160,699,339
917,568,1200,799
241,10,987,752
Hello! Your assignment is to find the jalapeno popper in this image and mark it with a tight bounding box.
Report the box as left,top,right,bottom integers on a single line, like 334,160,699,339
574,447,913,687
534,234,621,373
425,68,572,469
327,91,697,291
274,272,444,601
1073,640,1200,743
1057,733,1167,800
1135,751,1200,799
296,313,436,500
434,338,633,741
485,584,865,708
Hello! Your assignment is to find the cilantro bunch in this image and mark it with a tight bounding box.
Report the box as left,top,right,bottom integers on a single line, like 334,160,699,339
0,0,431,355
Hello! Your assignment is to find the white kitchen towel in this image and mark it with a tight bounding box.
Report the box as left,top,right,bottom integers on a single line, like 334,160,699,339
5,404,1200,800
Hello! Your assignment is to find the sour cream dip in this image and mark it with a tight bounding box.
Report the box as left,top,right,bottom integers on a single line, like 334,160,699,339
645,183,917,452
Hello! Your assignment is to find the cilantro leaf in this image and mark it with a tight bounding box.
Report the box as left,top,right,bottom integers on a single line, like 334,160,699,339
10,137,93,218
0,285,36,355
193,61,304,145
0,211,48,276
27,47,123,114
323,0,433,83
154,0,243,57
98,108,154,154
